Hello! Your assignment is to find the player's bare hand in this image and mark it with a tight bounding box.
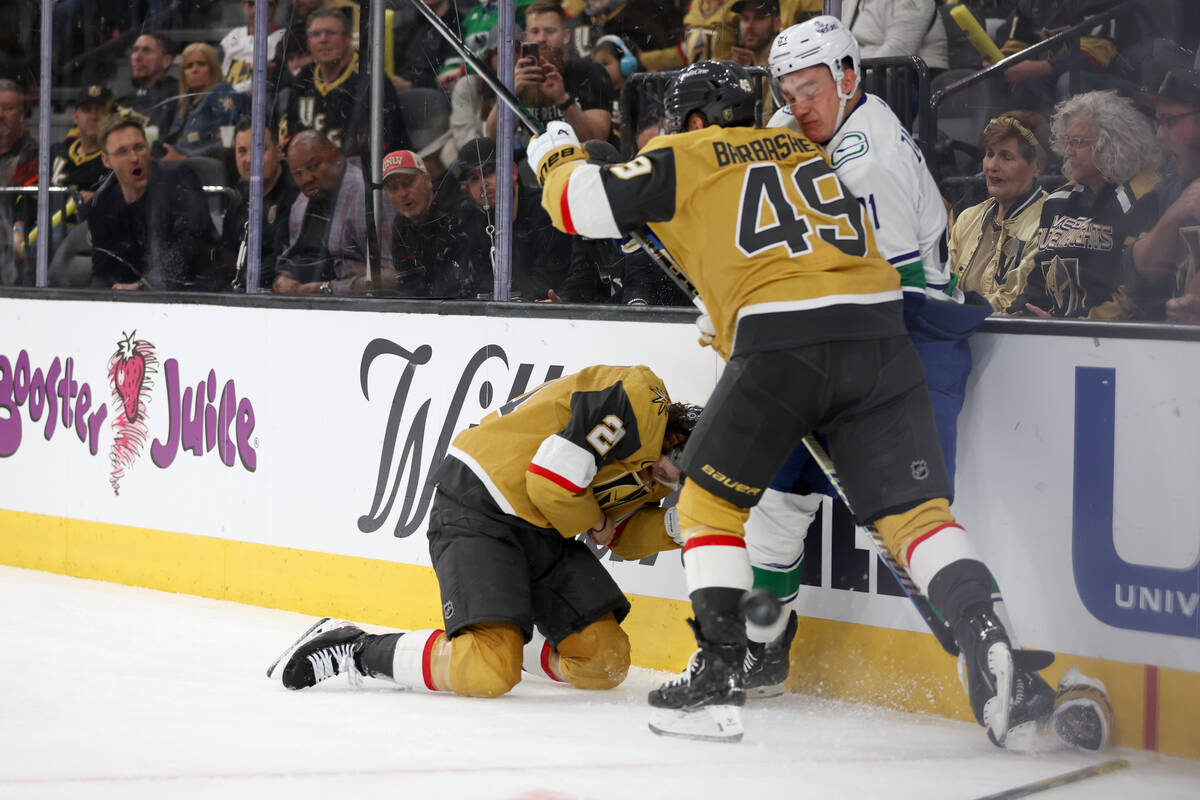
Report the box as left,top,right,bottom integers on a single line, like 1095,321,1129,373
390,74,413,93
587,515,615,547
1165,293,1200,325
729,46,755,67
160,143,187,163
535,289,563,303
1024,302,1053,318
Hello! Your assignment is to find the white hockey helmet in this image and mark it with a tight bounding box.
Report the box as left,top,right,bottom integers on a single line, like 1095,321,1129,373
768,16,862,136
769,15,861,94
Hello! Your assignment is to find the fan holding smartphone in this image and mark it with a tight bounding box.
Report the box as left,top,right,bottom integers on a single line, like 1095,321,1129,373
485,0,615,144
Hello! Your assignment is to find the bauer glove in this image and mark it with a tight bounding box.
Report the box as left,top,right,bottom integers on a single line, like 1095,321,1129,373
526,120,586,185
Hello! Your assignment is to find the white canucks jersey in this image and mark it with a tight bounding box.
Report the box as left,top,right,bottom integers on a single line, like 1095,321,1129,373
220,25,286,94
769,94,958,303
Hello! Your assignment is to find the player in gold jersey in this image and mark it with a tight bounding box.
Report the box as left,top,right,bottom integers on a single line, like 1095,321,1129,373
529,61,1034,746
270,365,702,700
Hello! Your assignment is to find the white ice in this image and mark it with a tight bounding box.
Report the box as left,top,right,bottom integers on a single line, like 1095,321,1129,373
3,565,1198,800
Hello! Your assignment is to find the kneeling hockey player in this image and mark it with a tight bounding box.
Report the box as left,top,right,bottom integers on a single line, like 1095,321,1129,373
270,364,701,698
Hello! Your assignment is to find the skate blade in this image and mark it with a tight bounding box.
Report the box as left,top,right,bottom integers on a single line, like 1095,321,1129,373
265,617,339,680
982,642,1014,747
746,683,786,700
648,705,744,743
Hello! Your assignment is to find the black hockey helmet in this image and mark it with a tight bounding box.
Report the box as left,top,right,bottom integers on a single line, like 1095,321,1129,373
664,60,759,133
664,402,703,466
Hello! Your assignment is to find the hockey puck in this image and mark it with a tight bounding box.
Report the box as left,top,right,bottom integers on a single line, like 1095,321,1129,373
740,588,782,627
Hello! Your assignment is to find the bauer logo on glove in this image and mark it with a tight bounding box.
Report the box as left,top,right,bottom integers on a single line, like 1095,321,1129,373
527,120,586,185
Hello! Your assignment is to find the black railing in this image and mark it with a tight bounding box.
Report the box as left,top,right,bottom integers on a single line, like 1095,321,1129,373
931,0,1142,121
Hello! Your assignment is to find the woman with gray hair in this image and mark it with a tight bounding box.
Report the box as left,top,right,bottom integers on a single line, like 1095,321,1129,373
1012,90,1162,319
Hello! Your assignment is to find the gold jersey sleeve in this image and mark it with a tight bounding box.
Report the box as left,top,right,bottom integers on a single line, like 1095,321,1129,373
445,365,675,538
542,125,905,359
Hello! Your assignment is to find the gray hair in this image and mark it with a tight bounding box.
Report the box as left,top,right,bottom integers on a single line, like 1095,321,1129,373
1050,90,1161,185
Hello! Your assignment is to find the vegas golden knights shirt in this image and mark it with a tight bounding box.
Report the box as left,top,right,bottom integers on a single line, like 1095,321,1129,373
438,365,678,558
540,125,904,360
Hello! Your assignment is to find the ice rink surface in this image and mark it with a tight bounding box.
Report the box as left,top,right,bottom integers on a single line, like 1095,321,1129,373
3,565,1198,800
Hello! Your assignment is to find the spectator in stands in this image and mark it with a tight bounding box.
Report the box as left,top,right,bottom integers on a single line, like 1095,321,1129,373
282,7,409,156
568,0,682,70
730,0,783,116
221,0,288,94
486,0,613,144
443,21,501,170
842,0,949,75
383,149,484,298
1011,90,1160,319
281,0,323,73
274,130,392,295
391,0,465,94
221,118,300,291
452,136,571,300
997,0,1122,113
1,79,36,285
117,33,177,135
949,113,1048,314
88,114,220,291
13,85,116,271
1126,69,1200,324
160,43,244,162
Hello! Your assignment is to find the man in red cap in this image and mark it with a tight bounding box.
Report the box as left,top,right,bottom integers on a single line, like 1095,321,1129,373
383,149,488,298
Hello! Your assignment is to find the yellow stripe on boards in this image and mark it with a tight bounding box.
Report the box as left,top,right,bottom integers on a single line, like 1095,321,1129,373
2,508,1197,759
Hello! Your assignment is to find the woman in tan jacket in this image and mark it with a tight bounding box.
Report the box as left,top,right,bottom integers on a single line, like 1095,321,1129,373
949,114,1047,313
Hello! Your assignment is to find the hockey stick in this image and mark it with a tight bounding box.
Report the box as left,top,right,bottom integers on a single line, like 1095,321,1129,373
972,758,1131,800
410,0,952,652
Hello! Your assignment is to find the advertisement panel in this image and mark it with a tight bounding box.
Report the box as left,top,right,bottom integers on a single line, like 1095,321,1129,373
2,298,1199,674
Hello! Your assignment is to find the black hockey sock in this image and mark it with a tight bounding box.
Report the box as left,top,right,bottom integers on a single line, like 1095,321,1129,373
355,633,402,679
927,559,994,628
691,587,749,646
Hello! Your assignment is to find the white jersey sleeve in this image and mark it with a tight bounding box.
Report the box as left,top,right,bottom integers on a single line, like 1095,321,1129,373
768,95,957,302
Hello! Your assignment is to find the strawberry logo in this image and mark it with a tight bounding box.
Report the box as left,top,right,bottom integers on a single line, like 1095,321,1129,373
107,331,158,495
114,331,147,422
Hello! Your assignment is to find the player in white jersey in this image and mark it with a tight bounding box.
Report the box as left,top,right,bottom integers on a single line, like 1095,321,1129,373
740,16,1112,752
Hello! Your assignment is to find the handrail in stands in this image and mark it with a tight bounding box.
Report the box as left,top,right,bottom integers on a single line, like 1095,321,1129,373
930,0,1141,116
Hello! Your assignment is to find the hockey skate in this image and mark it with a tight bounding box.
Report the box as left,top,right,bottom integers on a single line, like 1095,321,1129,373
953,604,1017,747
648,620,745,743
1051,667,1114,751
267,618,367,690
744,610,798,699
995,650,1057,751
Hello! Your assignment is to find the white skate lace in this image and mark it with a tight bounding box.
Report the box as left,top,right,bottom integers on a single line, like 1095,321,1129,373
308,642,364,688
662,649,701,689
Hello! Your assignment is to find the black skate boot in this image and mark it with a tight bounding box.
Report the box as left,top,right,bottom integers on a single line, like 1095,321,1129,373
1000,650,1057,750
648,619,745,743
267,618,368,690
953,604,1016,747
744,610,798,699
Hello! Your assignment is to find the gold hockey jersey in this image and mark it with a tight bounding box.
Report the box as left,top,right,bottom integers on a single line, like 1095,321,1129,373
540,125,905,359
439,365,679,559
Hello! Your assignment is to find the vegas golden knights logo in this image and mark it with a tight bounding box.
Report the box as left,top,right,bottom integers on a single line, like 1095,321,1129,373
1045,255,1084,316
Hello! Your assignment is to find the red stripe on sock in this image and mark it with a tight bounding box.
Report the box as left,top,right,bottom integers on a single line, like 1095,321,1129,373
683,534,747,552
560,186,577,235
540,640,563,682
527,463,585,494
1144,665,1159,751
422,629,445,691
904,523,959,566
